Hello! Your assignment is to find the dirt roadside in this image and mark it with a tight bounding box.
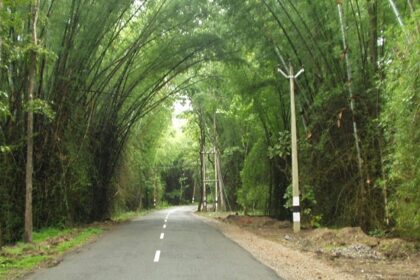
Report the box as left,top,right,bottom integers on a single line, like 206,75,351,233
195,213,420,280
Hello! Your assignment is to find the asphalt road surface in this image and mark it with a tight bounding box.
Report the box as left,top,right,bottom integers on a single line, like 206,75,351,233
26,206,281,280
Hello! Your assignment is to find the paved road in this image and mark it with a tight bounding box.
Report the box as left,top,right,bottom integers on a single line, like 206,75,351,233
27,206,281,280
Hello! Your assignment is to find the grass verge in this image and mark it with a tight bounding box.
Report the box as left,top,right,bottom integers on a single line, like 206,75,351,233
0,209,151,280
0,227,103,280
111,210,150,223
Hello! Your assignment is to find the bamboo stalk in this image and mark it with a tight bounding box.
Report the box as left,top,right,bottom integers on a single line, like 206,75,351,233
337,3,364,185
388,0,405,27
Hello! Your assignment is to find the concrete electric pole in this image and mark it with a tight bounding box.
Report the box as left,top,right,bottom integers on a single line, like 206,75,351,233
278,63,304,233
213,114,218,212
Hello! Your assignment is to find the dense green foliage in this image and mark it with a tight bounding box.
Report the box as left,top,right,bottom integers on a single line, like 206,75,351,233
382,13,419,238
0,0,222,244
0,0,418,245
239,139,270,214
115,105,171,213
182,0,419,237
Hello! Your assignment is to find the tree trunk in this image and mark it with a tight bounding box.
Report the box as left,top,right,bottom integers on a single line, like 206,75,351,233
407,0,415,13
24,0,40,243
367,0,378,72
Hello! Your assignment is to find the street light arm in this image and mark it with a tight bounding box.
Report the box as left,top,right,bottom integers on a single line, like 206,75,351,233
277,67,289,78
294,68,304,78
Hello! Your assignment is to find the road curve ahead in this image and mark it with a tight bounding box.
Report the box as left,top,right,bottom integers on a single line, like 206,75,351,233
26,206,282,280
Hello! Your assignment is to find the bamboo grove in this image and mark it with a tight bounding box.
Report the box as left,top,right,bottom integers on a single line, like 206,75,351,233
0,0,225,243
0,0,418,244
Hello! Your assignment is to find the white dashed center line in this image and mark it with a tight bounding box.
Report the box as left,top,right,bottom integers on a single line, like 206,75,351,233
163,224,166,229
154,250,161,262
160,233,164,239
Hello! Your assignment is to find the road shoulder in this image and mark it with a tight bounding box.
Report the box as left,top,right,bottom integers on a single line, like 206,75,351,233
194,213,356,280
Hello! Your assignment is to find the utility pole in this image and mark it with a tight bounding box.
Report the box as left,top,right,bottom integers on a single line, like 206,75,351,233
213,114,218,212
201,148,207,211
202,147,218,211
214,145,218,211
200,112,223,212
153,173,157,207
278,62,304,233
192,180,196,204
216,150,226,211
179,176,183,205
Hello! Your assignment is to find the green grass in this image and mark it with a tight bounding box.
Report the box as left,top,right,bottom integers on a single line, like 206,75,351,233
111,210,150,222
33,228,73,243
56,228,103,252
0,227,103,280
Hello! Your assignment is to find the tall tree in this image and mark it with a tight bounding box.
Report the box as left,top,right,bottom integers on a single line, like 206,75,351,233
24,0,40,243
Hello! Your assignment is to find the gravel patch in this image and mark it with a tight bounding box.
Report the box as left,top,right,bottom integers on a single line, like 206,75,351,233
331,244,385,260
